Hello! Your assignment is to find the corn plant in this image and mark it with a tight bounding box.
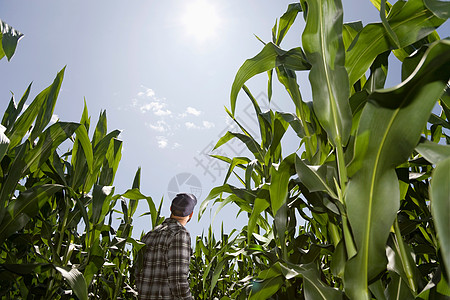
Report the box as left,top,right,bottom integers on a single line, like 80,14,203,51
0,22,157,299
200,0,450,299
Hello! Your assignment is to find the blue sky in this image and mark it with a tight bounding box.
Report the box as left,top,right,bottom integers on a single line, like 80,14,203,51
1,0,449,240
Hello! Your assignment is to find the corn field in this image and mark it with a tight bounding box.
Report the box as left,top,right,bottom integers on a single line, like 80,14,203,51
1,0,450,299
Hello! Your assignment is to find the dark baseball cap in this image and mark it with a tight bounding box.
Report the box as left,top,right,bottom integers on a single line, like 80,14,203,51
170,193,197,217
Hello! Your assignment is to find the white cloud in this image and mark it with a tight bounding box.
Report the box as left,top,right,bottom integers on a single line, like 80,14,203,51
154,109,172,116
147,120,169,132
186,106,201,116
138,86,155,98
140,102,163,113
185,120,215,130
172,142,181,149
202,121,215,129
156,136,168,148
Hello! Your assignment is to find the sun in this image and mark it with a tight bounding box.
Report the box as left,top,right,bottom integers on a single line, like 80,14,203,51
181,0,221,42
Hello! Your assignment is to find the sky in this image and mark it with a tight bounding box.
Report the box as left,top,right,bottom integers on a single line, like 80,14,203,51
1,0,449,241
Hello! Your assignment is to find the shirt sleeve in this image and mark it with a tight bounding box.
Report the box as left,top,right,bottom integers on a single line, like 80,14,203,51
167,230,193,300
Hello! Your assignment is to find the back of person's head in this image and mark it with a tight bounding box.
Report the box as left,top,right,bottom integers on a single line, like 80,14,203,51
170,193,197,217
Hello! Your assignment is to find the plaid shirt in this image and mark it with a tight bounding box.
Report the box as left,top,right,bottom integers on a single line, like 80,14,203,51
136,218,194,300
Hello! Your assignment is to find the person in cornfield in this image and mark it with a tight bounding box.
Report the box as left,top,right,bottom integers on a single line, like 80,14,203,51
135,193,197,300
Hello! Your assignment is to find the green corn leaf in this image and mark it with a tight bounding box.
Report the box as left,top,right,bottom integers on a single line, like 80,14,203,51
210,258,230,297
80,99,90,131
70,124,93,189
385,272,415,300
268,113,289,162
430,157,450,280
343,22,363,51
129,167,142,218
29,67,65,142
363,51,389,93
0,141,28,224
230,42,310,115
302,0,352,147
222,157,251,184
295,155,338,199
25,122,80,174
249,276,284,300
424,0,450,19
248,185,270,243
416,138,450,165
214,131,264,162
346,0,446,86
198,184,256,220
121,187,154,221
0,122,77,224
55,266,88,300
91,184,114,225
275,66,304,118
7,69,65,148
0,19,23,61
92,110,107,147
269,154,295,216
275,3,303,46
84,129,121,191
380,0,401,48
0,184,63,244
345,39,450,299
2,83,32,130
0,126,10,163
99,138,122,186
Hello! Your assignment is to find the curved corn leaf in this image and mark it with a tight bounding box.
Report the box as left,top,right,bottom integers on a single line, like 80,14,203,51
343,22,363,51
29,67,65,142
84,129,121,191
430,157,450,280
71,124,91,189
25,122,80,174
214,131,263,161
75,122,94,174
346,0,446,86
247,185,270,243
0,19,23,61
424,0,450,19
302,0,352,147
345,39,450,299
275,3,303,45
380,0,401,48
0,184,63,244
91,184,114,226
251,262,343,299
2,83,32,130
198,184,256,219
230,42,310,115
295,155,338,199
7,68,65,148
416,138,450,165
269,154,295,216
99,138,122,186
55,266,88,300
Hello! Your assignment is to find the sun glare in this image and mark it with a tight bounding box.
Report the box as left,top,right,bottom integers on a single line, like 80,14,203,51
181,0,221,42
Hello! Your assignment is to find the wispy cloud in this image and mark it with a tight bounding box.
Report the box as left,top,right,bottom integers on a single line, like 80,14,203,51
146,120,169,132
202,121,215,129
185,120,215,130
137,86,155,98
186,106,201,116
131,85,215,150
156,136,168,148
